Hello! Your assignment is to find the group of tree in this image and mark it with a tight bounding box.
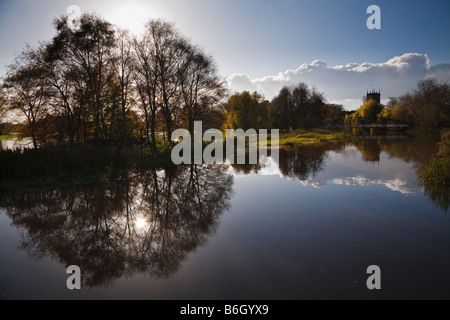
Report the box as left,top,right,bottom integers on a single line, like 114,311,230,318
224,83,346,132
226,78,449,132
223,91,271,131
1,13,226,150
347,78,450,130
269,83,345,130
381,79,450,129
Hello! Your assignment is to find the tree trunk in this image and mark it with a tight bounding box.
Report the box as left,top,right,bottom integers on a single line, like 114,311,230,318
95,109,101,145
150,113,157,153
166,118,172,143
68,120,75,146
122,108,127,146
32,134,37,149
145,114,150,144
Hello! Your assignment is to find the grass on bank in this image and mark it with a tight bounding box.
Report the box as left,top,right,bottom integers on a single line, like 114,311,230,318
213,129,347,148
278,129,348,147
0,134,18,141
419,128,450,186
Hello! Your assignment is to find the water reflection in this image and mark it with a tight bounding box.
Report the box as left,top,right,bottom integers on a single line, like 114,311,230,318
352,138,382,163
229,143,346,179
0,164,233,287
1,136,450,297
228,137,449,212
276,143,345,181
354,136,440,165
421,183,450,212
351,137,450,210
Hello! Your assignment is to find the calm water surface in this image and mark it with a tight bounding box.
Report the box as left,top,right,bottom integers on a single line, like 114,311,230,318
1,136,450,299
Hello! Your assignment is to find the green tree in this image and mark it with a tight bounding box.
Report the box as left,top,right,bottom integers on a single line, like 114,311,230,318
378,99,411,123
224,91,271,130
322,104,345,122
270,86,291,130
353,99,383,119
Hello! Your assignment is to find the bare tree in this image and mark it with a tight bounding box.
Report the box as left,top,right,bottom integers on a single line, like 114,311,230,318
47,14,116,145
3,14,227,148
0,86,6,124
4,47,50,148
29,42,80,145
151,20,185,139
133,29,160,152
111,29,136,145
413,78,450,128
178,43,227,134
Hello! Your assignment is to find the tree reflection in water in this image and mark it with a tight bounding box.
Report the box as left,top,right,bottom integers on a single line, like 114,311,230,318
231,138,450,212
276,143,345,181
351,136,449,212
352,136,441,165
1,137,449,291
230,143,345,181
420,182,450,212
0,164,233,287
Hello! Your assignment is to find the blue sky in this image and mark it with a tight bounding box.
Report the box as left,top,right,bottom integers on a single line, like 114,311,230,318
1,0,449,109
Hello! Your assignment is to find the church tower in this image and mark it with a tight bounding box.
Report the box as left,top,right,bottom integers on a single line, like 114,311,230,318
367,90,381,104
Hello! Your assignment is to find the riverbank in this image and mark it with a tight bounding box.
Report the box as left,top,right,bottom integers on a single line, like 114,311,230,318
0,145,175,193
1,128,447,193
277,129,348,147
419,129,450,186
0,131,346,193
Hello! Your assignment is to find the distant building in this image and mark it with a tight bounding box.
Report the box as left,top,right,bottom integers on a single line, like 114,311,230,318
367,90,381,104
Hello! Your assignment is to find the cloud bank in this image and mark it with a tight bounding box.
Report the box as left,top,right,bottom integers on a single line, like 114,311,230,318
227,53,450,110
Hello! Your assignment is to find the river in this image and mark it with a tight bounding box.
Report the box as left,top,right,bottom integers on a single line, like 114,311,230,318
1,136,450,299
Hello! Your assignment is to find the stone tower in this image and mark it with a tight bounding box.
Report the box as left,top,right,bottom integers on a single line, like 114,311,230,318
367,90,381,104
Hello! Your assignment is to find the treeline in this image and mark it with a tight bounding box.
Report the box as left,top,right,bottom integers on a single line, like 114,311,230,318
224,83,346,131
221,79,450,132
382,78,450,129
0,13,226,151
348,78,450,130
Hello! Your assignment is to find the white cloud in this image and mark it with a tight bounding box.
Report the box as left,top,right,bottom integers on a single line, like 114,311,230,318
332,176,417,195
227,74,257,93
227,53,450,110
